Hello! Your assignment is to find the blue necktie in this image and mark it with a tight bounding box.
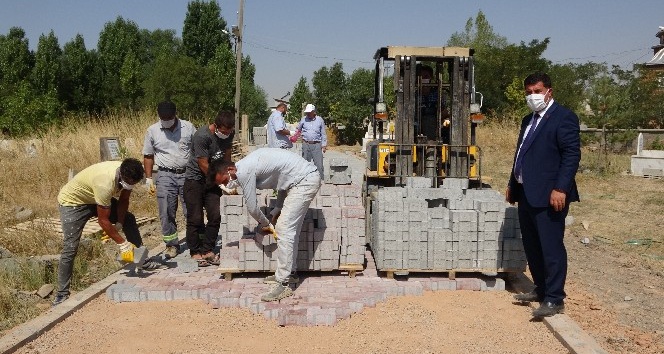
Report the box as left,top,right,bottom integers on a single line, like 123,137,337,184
514,114,540,181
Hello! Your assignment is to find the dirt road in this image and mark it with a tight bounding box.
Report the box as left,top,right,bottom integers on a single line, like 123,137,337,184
17,290,567,354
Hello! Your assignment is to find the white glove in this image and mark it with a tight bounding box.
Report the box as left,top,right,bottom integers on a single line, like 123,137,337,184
145,178,156,196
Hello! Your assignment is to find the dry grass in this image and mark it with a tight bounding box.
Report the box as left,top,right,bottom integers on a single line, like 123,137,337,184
0,111,161,332
477,121,664,268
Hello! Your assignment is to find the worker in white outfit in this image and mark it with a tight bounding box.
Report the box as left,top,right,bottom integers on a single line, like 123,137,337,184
209,148,321,301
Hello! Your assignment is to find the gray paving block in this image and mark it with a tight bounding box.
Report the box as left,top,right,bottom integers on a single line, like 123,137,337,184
441,178,469,190
404,176,432,188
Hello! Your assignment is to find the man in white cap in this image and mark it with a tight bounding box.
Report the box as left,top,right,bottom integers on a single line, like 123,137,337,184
295,104,327,179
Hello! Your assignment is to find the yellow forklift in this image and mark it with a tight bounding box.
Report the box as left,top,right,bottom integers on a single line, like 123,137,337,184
365,46,484,193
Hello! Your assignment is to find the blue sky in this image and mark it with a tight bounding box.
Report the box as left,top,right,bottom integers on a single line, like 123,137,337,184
1,0,662,104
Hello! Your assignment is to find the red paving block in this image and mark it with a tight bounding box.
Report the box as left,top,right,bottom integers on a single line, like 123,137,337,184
111,263,507,326
278,308,308,326
455,278,482,291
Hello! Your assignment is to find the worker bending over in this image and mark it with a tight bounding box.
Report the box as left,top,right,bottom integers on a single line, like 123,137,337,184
210,148,321,301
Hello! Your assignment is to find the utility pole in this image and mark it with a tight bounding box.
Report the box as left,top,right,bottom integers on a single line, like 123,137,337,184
233,0,244,140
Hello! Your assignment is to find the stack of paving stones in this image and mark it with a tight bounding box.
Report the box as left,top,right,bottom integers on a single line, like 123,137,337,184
106,250,505,326
370,177,526,272
216,180,366,273
328,157,352,185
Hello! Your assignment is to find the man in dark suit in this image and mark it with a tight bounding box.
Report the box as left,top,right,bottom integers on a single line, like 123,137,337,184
506,72,581,318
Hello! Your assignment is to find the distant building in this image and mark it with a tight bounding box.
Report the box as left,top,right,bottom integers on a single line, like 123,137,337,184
645,26,664,70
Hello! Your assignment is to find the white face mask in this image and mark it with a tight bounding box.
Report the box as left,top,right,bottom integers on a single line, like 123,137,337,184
161,118,175,128
215,130,230,139
119,179,134,190
525,89,549,112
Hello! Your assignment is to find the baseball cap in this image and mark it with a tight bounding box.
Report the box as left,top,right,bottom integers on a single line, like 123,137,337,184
304,104,316,113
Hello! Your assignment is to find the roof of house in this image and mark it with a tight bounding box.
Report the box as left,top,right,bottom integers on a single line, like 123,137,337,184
646,48,664,66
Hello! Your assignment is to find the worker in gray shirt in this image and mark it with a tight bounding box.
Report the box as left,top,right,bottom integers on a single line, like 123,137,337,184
210,148,321,302
295,104,327,179
142,101,197,259
266,102,293,149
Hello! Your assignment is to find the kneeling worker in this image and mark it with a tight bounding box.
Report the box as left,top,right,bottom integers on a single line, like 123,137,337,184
210,148,321,301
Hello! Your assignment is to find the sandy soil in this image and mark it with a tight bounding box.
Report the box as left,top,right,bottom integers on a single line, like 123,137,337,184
17,291,567,354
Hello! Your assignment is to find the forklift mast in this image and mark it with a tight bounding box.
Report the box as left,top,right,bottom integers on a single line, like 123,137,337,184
370,46,480,181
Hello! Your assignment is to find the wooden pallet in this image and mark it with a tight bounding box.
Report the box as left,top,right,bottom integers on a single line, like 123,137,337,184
5,216,156,236
217,264,364,281
339,263,364,278
379,267,523,280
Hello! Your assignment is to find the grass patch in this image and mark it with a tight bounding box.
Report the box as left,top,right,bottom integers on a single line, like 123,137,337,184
0,111,160,332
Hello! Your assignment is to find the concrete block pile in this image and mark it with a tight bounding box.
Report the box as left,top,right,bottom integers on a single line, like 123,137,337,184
369,177,526,272
328,158,352,185
217,182,366,273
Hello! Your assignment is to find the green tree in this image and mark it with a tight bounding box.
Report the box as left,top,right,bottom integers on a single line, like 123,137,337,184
60,34,103,113
141,28,181,64
142,54,218,122
119,51,142,109
207,44,235,110
182,0,230,66
287,76,313,123
585,75,624,128
312,62,346,119
478,40,551,112
0,81,59,136
31,31,62,95
447,10,508,51
0,27,34,87
331,67,373,145
97,17,143,107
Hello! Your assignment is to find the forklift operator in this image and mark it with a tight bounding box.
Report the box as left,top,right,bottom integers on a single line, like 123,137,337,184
416,64,450,143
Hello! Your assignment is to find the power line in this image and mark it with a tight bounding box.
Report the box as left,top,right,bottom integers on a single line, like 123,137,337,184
552,47,649,63
243,39,373,65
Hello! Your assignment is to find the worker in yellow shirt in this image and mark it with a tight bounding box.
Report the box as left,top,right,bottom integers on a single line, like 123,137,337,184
53,158,147,306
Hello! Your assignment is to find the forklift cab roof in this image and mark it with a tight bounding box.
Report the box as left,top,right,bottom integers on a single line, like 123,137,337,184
373,46,474,61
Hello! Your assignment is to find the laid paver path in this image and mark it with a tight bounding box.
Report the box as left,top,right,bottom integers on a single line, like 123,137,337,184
106,251,505,326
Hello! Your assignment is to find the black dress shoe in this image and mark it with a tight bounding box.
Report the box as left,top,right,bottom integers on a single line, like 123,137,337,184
514,290,541,302
532,301,565,318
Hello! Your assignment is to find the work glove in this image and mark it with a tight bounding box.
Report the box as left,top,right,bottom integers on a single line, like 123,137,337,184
219,184,239,195
269,207,281,225
145,178,156,196
289,130,301,143
118,240,136,263
260,223,278,240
